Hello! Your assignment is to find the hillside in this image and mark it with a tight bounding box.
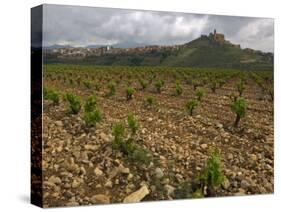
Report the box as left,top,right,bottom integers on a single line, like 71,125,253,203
44,30,273,71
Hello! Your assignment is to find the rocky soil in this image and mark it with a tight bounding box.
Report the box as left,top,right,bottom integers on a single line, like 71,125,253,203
42,75,274,207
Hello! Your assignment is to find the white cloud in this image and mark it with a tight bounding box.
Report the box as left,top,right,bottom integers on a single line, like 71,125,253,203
43,4,274,52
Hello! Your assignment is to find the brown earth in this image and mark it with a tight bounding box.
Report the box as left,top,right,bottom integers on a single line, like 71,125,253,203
42,72,273,207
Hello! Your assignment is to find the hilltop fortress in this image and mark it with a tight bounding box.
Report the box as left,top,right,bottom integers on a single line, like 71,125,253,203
201,29,241,48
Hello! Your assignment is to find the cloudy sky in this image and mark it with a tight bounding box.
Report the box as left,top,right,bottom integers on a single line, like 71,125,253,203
43,4,274,52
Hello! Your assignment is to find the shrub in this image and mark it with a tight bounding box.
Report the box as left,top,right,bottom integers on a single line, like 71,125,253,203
139,79,148,90
145,96,156,107
127,113,138,135
230,97,246,127
43,86,49,100
155,80,164,93
192,80,200,91
112,119,151,165
76,77,81,86
267,87,274,101
94,83,101,91
195,88,204,101
84,96,97,112
69,78,74,85
185,99,198,116
126,87,135,101
236,79,245,96
48,90,60,106
83,80,91,89
107,81,116,96
174,182,193,199
83,110,101,127
65,93,81,114
199,149,225,197
175,82,183,96
130,143,152,165
210,80,217,93
112,122,125,144
43,86,59,105
218,79,226,88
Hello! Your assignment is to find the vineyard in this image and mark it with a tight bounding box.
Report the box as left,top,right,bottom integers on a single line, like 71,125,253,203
42,64,273,207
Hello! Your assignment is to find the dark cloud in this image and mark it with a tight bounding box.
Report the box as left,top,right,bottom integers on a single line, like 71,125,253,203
43,4,274,52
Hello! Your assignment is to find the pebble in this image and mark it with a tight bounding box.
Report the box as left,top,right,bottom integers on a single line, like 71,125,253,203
235,188,246,196
85,144,99,151
200,144,208,149
250,154,258,161
123,185,150,203
90,194,110,204
222,178,230,190
100,132,111,142
164,184,175,196
154,168,164,179
72,179,81,188
227,153,234,160
94,167,103,177
48,176,61,185
55,120,63,127
105,180,113,188
65,201,79,207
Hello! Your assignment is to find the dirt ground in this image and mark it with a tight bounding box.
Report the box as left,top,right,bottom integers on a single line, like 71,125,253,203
42,68,273,207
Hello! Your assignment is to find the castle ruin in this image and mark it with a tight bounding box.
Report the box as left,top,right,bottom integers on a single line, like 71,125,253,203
205,29,240,48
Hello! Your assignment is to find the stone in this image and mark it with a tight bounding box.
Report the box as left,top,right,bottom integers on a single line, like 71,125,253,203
48,176,61,185
235,188,246,196
175,173,183,182
73,151,80,159
227,153,234,160
127,173,133,181
250,154,258,161
123,185,150,203
154,168,164,179
216,123,223,129
105,180,113,188
108,167,119,179
121,167,130,174
100,132,111,142
164,184,175,196
63,191,73,199
222,178,230,190
94,167,103,177
65,201,79,207
81,152,89,161
72,179,81,188
80,167,87,175
159,155,166,161
55,120,63,127
90,194,110,204
200,144,208,149
241,180,250,189
85,144,99,151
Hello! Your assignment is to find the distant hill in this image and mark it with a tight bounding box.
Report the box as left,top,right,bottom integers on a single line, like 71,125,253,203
44,30,273,71
45,44,73,49
113,41,149,49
